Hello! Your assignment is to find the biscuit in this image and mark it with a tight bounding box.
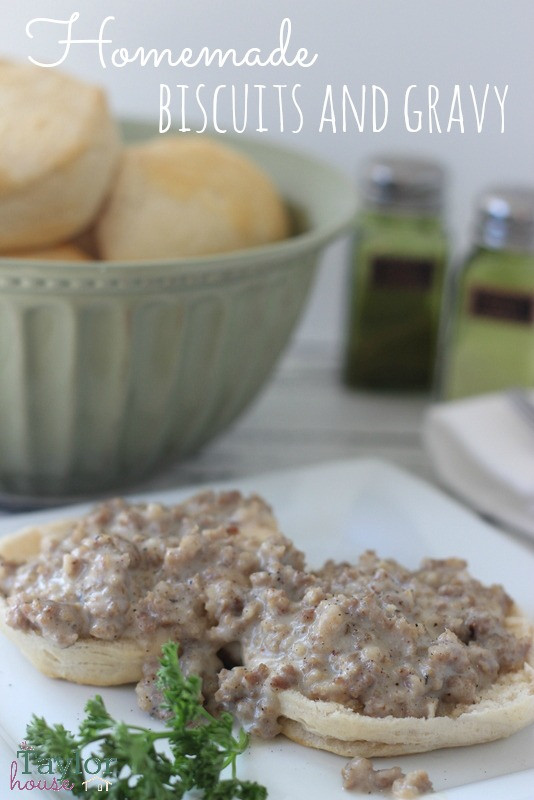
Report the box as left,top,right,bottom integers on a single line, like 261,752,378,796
95,136,289,260
0,61,121,252
276,615,534,755
0,520,179,684
0,494,287,686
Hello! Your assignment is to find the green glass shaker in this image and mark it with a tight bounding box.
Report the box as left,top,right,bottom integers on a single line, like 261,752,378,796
440,188,534,400
343,156,448,391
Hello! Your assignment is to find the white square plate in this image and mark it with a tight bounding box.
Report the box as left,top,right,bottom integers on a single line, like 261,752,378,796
0,459,532,799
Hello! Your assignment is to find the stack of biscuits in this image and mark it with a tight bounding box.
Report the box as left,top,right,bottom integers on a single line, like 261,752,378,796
0,60,289,262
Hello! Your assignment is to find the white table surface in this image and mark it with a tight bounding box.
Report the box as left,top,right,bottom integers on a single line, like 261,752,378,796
1,337,532,555
140,338,431,487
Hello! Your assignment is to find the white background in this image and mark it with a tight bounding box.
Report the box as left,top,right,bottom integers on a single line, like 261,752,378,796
1,0,532,344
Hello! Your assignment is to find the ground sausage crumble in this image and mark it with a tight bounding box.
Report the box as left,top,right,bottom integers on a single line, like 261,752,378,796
342,756,433,798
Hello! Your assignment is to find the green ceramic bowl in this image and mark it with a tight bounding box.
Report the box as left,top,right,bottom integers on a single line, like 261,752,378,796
0,123,356,498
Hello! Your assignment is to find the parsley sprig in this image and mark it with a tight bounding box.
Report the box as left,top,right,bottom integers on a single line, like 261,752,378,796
25,642,267,799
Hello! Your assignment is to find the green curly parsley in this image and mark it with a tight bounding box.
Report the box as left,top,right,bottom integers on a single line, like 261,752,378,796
24,642,267,799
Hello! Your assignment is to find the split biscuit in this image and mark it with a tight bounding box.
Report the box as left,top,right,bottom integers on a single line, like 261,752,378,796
0,493,290,686
0,519,157,685
276,614,534,756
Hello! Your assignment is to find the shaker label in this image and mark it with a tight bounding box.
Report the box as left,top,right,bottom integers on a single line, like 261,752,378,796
469,287,534,324
371,256,435,290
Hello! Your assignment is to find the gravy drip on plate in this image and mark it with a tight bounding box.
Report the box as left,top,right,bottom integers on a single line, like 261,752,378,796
342,756,433,798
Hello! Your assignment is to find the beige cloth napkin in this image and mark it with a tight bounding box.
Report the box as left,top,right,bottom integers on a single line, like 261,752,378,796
424,392,534,538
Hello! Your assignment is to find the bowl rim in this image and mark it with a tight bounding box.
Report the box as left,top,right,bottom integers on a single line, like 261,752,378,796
0,124,357,280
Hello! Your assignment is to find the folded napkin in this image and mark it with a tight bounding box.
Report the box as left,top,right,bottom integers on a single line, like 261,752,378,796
424,392,534,539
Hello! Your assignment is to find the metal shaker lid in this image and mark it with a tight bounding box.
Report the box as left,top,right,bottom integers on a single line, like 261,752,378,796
475,187,534,253
363,156,445,215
